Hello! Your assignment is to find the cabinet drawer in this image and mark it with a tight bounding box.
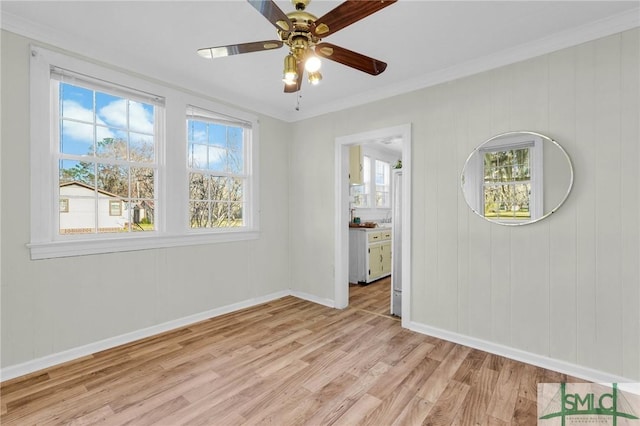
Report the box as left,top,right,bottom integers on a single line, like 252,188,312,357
381,231,391,240
368,232,382,243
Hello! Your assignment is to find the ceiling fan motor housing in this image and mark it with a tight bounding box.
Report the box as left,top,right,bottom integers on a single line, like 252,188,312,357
292,0,310,11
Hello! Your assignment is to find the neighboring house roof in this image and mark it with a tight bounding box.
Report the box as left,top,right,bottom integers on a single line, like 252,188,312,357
59,181,123,199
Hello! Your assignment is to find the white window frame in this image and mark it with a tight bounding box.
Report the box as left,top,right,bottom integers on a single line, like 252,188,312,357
29,46,259,260
186,105,254,231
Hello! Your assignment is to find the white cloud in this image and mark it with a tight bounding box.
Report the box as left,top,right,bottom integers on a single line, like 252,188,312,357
62,97,154,144
98,99,154,134
62,100,113,142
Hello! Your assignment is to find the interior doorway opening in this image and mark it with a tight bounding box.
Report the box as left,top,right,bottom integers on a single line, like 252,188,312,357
334,124,411,328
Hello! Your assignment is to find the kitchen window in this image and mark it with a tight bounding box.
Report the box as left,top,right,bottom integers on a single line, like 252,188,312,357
375,160,390,208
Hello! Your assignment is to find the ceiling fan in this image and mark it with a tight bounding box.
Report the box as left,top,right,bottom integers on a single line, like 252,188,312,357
197,0,397,93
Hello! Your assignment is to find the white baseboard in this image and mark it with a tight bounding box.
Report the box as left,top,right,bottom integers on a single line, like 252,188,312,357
407,320,636,385
0,290,290,382
289,290,336,308
3,293,633,386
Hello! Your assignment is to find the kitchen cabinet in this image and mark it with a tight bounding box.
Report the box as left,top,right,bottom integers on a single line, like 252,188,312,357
349,145,363,185
349,228,392,283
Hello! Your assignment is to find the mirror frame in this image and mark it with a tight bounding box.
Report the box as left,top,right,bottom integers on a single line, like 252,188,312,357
461,131,574,226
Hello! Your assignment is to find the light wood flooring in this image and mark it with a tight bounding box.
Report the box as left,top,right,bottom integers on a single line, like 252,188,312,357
1,278,587,425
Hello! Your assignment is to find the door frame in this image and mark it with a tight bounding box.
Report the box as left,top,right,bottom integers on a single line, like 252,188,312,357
334,124,412,328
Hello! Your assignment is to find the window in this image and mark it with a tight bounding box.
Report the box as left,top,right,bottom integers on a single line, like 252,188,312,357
375,160,390,208
482,147,531,219
29,46,259,259
465,134,543,223
109,200,123,216
54,75,158,234
351,156,371,208
187,106,250,229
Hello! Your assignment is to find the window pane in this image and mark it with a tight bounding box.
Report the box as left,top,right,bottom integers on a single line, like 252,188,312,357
60,159,95,187
60,83,93,120
210,202,229,227
189,144,207,169
61,120,94,156
189,173,209,200
131,167,154,199
129,133,154,162
484,183,531,219
96,133,127,160
97,164,129,198
210,177,228,201
208,123,226,147
229,178,243,202
189,120,207,144
96,92,126,129
190,201,210,228
227,127,244,173
208,145,226,171
128,100,155,134
230,202,244,226
59,196,96,234
131,200,155,232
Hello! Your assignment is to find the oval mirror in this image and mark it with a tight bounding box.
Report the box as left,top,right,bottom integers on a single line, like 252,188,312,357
461,131,573,226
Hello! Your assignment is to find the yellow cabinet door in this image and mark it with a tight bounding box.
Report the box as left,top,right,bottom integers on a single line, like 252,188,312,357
381,241,392,274
349,145,363,185
368,244,383,280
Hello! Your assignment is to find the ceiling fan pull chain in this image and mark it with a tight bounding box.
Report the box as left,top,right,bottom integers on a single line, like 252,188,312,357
295,92,302,111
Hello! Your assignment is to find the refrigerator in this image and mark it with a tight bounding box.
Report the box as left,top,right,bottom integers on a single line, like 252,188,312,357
391,170,402,316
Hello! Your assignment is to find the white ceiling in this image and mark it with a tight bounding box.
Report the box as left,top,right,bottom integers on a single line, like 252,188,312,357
2,1,639,122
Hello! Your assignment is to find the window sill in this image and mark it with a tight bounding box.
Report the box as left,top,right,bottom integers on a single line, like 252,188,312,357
28,230,260,260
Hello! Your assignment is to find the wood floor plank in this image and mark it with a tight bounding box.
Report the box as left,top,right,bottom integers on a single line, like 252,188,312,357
1,278,597,425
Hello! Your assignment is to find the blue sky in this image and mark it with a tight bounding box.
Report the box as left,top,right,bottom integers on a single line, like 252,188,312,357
60,83,155,159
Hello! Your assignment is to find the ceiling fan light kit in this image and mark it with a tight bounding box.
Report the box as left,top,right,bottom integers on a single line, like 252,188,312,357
198,0,396,93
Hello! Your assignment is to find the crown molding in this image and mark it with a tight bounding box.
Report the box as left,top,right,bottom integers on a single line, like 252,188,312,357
284,7,640,122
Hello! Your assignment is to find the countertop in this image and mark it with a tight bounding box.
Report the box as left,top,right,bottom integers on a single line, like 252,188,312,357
348,224,391,231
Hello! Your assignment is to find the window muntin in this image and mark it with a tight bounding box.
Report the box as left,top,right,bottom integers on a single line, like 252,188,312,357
187,106,250,229
55,78,158,235
375,160,390,208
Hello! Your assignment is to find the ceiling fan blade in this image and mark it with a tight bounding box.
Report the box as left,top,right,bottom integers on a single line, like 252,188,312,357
315,43,387,75
284,60,305,93
197,40,283,59
311,0,397,37
247,0,293,33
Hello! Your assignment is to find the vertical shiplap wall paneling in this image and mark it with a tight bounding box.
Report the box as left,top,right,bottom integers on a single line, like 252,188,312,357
509,56,551,355
455,77,473,337
594,34,624,375
574,40,599,372
425,84,447,328
620,30,640,380
489,66,514,347
464,73,494,341
547,47,579,364
437,83,462,331
419,89,441,325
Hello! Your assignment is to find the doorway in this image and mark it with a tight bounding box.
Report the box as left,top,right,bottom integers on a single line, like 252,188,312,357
334,124,411,328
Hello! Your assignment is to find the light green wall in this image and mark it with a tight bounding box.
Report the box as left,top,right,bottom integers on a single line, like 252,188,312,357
1,30,291,367
289,29,639,380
